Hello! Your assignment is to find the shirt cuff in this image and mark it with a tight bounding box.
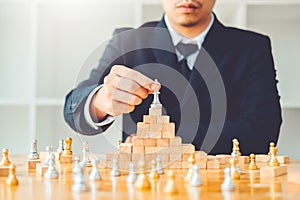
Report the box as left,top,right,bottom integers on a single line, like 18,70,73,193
84,85,115,130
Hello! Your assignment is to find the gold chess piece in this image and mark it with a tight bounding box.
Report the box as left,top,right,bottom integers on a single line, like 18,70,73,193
230,155,240,180
249,153,258,170
163,170,178,194
6,164,19,186
62,137,72,155
268,142,280,167
231,138,241,156
134,157,151,190
0,148,11,166
148,160,160,179
184,154,196,182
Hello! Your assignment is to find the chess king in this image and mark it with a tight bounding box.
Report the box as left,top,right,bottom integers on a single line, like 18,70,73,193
64,0,282,155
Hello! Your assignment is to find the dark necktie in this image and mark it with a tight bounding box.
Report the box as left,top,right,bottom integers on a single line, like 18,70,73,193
176,43,198,80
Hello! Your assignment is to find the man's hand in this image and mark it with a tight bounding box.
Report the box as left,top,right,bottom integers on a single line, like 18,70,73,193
90,65,160,121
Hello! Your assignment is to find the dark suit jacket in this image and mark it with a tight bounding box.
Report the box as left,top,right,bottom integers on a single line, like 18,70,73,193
64,16,282,155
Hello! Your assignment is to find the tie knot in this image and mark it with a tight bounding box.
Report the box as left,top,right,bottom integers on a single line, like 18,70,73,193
176,43,198,58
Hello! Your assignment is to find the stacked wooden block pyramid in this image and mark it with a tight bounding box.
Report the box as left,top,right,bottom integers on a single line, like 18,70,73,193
106,83,205,171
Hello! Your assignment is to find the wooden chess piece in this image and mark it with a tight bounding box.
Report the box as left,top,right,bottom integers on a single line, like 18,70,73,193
6,164,19,186
163,170,178,194
148,160,160,179
249,153,258,170
134,157,151,190
268,142,280,167
0,148,11,166
230,155,240,180
62,137,72,155
184,154,196,182
231,138,241,156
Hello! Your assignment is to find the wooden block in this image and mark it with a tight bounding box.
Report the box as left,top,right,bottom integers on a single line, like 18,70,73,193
207,160,220,169
256,154,270,163
150,123,163,132
169,153,182,162
168,161,182,169
182,153,194,162
181,144,196,154
131,136,144,146
260,165,287,178
215,154,230,165
156,138,169,147
143,115,157,124
106,152,119,161
118,153,131,161
169,136,182,146
119,143,132,153
132,146,145,154
156,116,170,124
181,162,189,169
196,159,207,169
27,159,41,170
60,155,73,163
0,166,9,176
36,163,48,176
145,147,163,154
161,123,175,138
195,151,207,160
145,153,157,162
147,131,162,138
149,107,162,116
277,156,290,164
143,138,157,147
131,154,145,161
157,153,169,162
119,161,131,172
238,156,250,164
136,122,150,138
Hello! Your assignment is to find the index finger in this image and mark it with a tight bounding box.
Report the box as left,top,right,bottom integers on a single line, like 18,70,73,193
111,65,160,91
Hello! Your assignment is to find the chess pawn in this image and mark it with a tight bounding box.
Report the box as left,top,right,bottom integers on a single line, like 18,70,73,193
44,156,59,179
134,157,151,190
230,155,240,180
28,139,39,160
190,164,202,187
184,154,196,182
72,156,82,174
156,156,164,175
221,167,235,191
163,170,178,194
72,165,88,192
0,148,11,166
89,158,102,181
148,160,160,179
268,142,280,167
127,162,137,184
249,153,258,170
110,158,120,177
6,164,19,186
80,141,91,167
231,138,241,156
62,137,72,155
57,139,64,154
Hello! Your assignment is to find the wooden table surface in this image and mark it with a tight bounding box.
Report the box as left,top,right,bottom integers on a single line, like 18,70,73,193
1,155,300,200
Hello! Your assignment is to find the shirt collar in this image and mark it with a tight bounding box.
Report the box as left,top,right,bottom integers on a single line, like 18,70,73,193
164,13,214,49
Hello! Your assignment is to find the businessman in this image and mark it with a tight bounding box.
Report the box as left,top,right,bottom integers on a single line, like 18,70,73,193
64,0,282,155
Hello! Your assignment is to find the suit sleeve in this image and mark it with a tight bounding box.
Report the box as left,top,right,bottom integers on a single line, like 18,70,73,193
63,28,132,135
208,36,282,155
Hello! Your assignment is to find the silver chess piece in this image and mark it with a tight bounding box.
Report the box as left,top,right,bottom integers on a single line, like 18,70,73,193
126,162,137,184
150,79,162,108
72,164,88,192
156,156,164,175
110,158,121,177
72,156,82,174
89,158,102,181
221,167,235,191
44,156,59,179
190,164,202,187
80,141,91,167
28,139,39,160
57,139,64,154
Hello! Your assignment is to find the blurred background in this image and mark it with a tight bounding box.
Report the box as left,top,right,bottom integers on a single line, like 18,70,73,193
0,0,299,159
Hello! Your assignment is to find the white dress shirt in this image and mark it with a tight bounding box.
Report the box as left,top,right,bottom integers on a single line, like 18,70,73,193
84,14,215,130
